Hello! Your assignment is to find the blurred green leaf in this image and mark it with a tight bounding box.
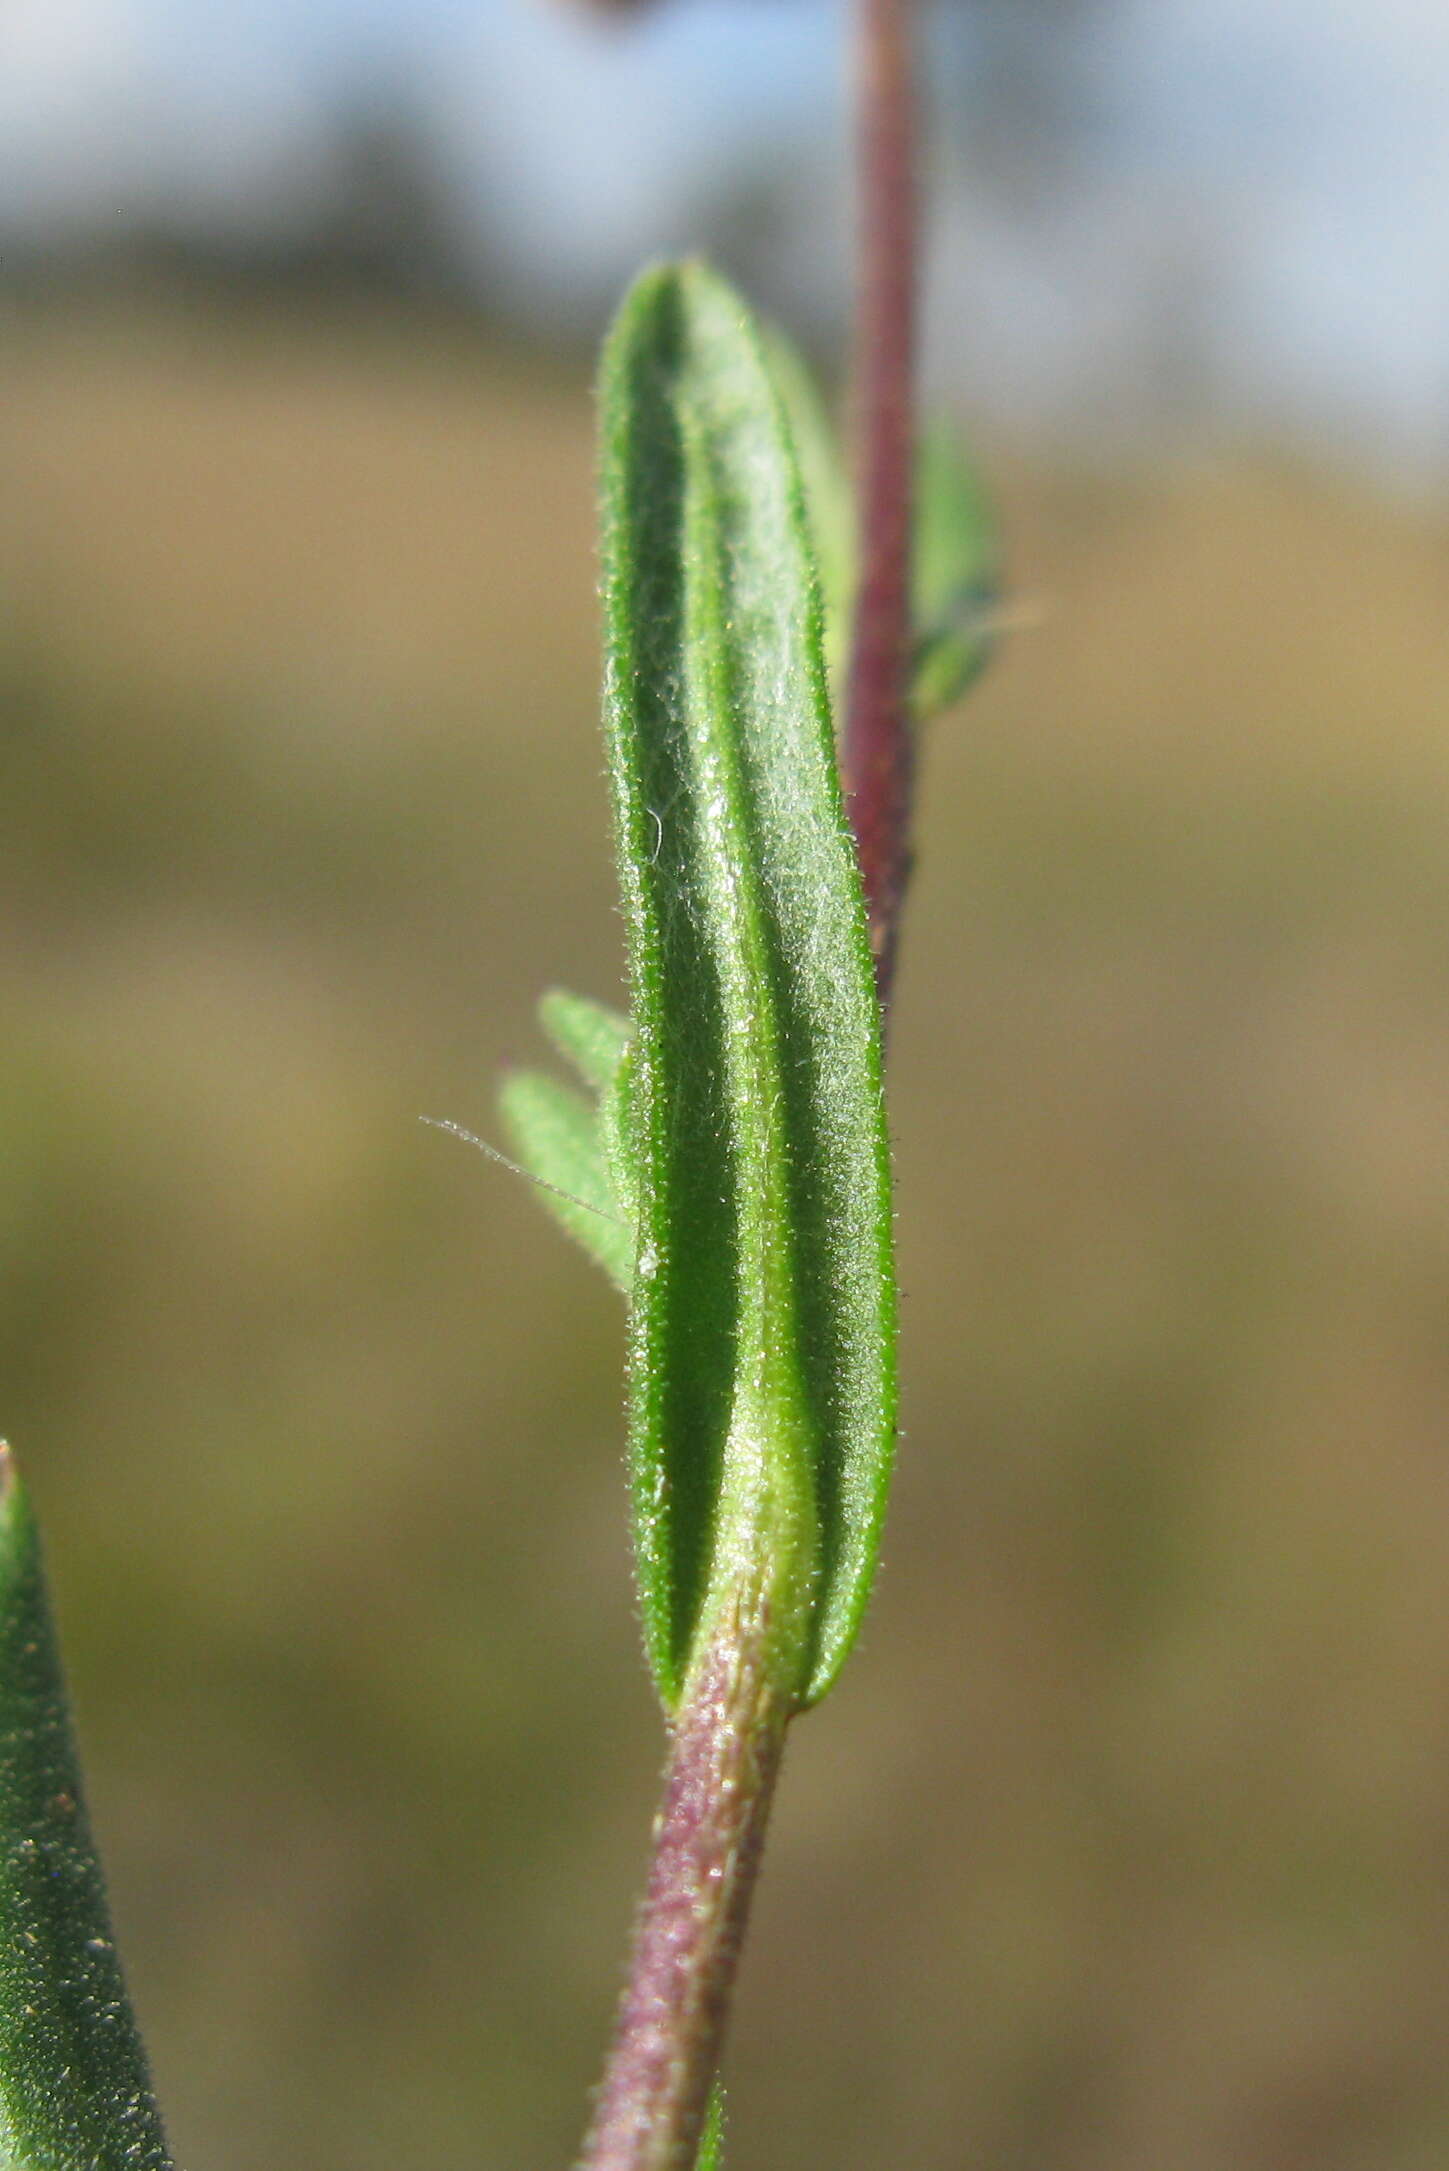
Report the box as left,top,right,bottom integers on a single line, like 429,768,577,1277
0,1447,172,2171
597,259,897,1710
499,1061,634,1293
539,988,632,1097
911,415,1001,716
541,986,641,1245
764,325,1001,722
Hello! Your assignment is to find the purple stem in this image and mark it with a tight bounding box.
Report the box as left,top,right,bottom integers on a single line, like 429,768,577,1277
843,0,920,1015
576,1608,792,2171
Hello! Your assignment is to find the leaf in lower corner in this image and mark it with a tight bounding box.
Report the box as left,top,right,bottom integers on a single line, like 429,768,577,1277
0,1446,172,2171
693,2077,726,2171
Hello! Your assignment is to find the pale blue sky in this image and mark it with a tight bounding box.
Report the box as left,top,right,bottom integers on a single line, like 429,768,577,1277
4,0,1448,478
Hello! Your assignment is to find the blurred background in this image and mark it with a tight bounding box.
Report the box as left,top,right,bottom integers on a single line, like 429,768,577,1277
5,2,1449,2167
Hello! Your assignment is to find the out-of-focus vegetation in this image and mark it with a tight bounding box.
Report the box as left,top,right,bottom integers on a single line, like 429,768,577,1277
5,296,1449,2171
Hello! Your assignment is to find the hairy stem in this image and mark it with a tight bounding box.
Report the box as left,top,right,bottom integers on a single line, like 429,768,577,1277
843,0,920,1013
577,1608,792,2171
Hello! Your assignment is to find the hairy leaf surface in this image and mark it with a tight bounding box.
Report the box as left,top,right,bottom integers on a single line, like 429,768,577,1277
599,261,897,1709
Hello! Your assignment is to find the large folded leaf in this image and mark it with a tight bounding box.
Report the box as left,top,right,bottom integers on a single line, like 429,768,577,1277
0,1448,172,2171
598,260,898,1710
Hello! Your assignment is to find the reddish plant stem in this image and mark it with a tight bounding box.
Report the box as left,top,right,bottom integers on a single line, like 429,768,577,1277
577,1608,792,2171
843,0,920,1015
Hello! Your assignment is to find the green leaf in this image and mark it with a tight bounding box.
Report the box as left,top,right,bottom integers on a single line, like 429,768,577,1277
499,989,637,1291
693,2077,726,2171
597,1037,640,1240
760,327,853,693
538,988,631,1098
0,1447,172,2171
599,259,898,1710
499,1066,634,1292
911,414,1000,717
762,326,1000,721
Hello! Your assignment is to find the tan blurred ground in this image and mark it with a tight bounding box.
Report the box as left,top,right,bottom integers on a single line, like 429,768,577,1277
4,300,1449,2171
